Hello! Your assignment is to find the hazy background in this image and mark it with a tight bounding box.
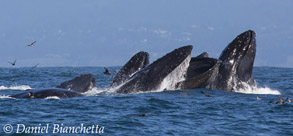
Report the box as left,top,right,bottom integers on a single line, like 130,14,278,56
0,0,292,67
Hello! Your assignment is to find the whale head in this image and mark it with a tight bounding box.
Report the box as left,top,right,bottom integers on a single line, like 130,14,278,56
56,74,96,93
217,30,256,90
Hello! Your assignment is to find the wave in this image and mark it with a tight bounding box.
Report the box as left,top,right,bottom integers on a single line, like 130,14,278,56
234,82,281,95
0,85,32,90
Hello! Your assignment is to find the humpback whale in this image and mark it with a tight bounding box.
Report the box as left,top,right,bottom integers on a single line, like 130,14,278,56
180,30,257,91
10,88,83,99
196,52,209,58
56,74,96,93
10,74,96,99
111,51,149,87
116,45,192,94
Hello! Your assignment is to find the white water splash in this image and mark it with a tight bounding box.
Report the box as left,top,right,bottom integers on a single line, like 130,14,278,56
82,87,107,96
158,54,191,91
234,82,281,95
0,95,15,99
45,96,60,99
0,85,32,90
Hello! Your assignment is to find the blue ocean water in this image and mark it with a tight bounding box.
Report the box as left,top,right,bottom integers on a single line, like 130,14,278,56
0,67,292,136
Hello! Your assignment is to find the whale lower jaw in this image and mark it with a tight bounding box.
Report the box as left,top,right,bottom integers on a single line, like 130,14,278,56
158,54,191,91
116,45,193,94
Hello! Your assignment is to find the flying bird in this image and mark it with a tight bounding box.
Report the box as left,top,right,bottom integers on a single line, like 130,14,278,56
200,90,213,97
8,60,17,66
103,67,112,76
127,113,157,117
279,95,285,104
271,95,290,104
32,64,39,69
27,41,36,47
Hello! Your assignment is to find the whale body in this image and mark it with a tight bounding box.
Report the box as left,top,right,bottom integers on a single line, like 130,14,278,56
10,88,83,99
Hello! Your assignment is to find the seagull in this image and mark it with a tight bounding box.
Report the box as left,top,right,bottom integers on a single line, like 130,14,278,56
8,60,17,66
27,41,36,47
272,95,290,104
256,96,261,100
200,90,213,97
103,67,112,76
127,113,157,117
283,96,289,103
32,64,39,69
279,95,285,104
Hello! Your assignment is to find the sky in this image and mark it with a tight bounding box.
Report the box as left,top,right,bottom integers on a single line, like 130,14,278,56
0,0,292,67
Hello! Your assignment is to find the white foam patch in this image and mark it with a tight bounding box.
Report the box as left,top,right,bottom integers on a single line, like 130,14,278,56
0,85,32,90
82,87,117,96
158,54,191,91
234,82,281,95
0,95,15,99
45,96,60,99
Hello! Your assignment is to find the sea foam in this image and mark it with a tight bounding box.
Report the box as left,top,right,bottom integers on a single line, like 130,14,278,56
45,96,61,99
0,95,15,99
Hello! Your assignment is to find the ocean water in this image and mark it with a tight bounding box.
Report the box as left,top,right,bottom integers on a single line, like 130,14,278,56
0,67,292,136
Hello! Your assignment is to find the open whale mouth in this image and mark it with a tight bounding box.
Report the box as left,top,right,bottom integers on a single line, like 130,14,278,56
178,57,220,89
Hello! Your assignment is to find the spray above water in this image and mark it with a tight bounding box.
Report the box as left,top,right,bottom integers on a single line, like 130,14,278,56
234,81,281,95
